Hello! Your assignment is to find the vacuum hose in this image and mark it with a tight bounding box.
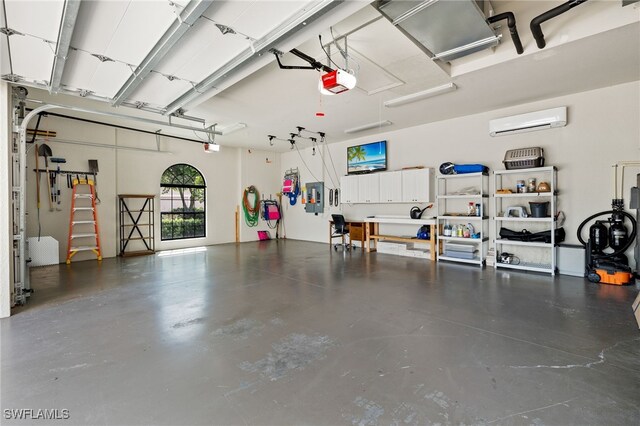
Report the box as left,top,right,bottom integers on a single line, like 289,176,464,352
577,210,637,258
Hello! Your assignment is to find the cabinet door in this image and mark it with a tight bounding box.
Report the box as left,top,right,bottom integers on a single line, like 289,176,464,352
358,174,380,203
379,171,402,203
402,169,431,203
340,175,359,204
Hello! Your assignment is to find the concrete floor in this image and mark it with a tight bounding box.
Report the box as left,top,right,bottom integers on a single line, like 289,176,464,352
2,240,639,425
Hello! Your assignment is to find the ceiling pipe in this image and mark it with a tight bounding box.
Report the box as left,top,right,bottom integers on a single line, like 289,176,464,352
530,0,588,49
49,0,81,93
111,0,214,106
163,0,344,116
487,12,524,54
26,108,209,145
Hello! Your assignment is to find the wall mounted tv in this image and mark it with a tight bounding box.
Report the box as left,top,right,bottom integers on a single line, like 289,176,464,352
347,140,387,175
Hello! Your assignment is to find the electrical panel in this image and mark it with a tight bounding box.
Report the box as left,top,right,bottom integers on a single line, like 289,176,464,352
305,182,324,214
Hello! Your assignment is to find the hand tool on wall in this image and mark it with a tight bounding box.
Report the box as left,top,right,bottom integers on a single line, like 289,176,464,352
50,158,66,210
38,143,53,211
88,160,100,204
48,169,55,205
50,172,55,205
54,169,62,210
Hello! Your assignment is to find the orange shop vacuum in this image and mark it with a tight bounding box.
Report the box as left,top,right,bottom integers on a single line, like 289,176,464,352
577,201,636,285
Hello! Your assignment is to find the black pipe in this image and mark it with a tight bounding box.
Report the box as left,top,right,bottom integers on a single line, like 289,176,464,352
33,168,95,175
29,113,42,144
487,12,524,55
290,49,334,73
26,109,207,145
530,0,588,49
274,52,316,71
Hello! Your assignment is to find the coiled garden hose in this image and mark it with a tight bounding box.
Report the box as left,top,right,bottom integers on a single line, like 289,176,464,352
242,186,260,227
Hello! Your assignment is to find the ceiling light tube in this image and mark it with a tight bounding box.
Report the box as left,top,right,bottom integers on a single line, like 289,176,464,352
384,83,457,108
344,120,392,134
220,122,247,135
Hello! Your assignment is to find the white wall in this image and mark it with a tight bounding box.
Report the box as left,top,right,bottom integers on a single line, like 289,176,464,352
278,142,344,241
280,81,640,255
24,114,281,263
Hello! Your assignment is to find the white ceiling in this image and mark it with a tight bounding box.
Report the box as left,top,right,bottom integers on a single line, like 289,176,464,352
3,0,639,151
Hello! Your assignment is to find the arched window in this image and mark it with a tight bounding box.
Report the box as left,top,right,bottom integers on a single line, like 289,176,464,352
160,164,206,241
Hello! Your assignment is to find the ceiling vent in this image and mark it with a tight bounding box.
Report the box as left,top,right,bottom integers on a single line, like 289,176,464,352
374,0,500,62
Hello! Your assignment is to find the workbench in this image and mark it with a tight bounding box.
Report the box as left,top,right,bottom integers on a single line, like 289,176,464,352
364,216,437,260
328,219,372,249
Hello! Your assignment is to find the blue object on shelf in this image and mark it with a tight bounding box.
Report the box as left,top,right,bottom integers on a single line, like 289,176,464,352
440,162,488,175
453,164,488,174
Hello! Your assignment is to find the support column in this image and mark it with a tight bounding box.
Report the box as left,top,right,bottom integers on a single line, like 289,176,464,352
0,82,12,318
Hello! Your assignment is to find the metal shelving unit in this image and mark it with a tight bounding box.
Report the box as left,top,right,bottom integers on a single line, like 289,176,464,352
436,172,489,266
119,194,156,257
493,166,558,275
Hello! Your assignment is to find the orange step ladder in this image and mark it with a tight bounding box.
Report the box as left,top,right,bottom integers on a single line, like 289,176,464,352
66,178,102,264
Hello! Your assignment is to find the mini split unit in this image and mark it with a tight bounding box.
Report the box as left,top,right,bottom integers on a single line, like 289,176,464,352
489,107,567,136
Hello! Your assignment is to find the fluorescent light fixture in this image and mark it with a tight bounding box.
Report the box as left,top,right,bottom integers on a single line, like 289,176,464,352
344,120,393,134
383,82,457,108
204,143,220,153
220,122,247,135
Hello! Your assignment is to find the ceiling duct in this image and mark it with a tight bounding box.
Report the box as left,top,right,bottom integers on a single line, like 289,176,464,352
374,0,500,62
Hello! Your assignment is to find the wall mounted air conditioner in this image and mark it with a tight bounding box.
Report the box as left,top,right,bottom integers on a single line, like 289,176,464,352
489,107,567,137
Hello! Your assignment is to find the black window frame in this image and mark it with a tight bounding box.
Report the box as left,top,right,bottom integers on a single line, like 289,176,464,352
160,164,206,241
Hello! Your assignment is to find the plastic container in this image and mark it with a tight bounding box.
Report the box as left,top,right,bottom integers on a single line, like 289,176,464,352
529,201,550,218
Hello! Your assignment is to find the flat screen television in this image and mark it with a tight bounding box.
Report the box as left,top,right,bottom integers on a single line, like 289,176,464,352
347,140,387,175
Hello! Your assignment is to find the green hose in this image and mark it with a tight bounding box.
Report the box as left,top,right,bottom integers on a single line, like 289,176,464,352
242,185,260,227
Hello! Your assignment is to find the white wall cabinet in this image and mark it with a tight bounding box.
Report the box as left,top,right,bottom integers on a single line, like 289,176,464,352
340,175,359,204
379,171,403,203
357,174,380,203
402,168,431,203
340,168,431,204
